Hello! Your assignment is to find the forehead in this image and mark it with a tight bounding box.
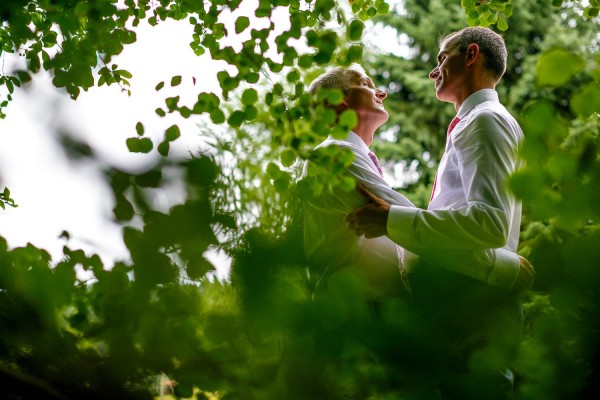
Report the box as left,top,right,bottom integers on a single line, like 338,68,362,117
438,35,459,55
348,69,370,83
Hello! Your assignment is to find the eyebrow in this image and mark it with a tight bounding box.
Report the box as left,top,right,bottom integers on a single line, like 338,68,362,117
437,45,456,62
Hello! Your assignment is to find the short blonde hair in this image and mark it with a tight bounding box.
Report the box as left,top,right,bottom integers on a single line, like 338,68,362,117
308,64,366,95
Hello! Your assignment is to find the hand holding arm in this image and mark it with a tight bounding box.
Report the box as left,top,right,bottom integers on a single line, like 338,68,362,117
511,256,535,293
346,184,391,238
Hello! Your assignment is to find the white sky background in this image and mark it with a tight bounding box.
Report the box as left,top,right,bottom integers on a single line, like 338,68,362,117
0,0,407,280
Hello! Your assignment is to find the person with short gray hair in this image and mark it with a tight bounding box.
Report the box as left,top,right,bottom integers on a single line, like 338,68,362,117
347,26,534,398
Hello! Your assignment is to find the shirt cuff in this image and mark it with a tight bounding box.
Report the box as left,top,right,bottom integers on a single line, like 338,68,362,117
387,205,419,247
487,248,520,290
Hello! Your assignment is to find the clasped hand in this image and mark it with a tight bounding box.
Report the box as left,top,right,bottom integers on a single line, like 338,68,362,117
346,184,391,238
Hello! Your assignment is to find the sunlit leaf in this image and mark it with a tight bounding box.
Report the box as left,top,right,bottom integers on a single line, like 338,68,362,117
570,82,600,117
339,109,358,130
536,48,585,87
241,88,258,105
281,148,297,167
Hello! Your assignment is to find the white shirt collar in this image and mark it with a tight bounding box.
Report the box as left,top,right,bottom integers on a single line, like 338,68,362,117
456,88,499,119
332,131,370,156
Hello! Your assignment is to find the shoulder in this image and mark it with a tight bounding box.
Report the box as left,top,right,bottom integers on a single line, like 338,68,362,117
458,102,522,142
314,138,365,157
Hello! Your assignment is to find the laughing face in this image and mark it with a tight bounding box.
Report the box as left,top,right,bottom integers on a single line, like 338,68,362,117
344,71,388,124
429,37,468,105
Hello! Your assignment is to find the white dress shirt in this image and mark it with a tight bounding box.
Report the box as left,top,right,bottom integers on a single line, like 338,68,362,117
304,125,521,297
387,89,523,289
303,131,413,298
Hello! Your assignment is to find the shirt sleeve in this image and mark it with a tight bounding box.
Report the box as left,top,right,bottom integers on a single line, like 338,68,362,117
488,248,520,289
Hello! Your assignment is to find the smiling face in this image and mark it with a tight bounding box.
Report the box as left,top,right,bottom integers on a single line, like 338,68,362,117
429,37,469,105
343,71,388,124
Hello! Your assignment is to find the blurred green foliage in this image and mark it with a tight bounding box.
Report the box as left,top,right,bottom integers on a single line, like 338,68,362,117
1,0,600,399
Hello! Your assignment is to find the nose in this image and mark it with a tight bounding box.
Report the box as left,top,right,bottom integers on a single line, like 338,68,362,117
429,66,439,80
376,89,387,100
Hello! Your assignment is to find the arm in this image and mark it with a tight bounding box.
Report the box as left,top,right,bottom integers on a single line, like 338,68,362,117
347,185,524,289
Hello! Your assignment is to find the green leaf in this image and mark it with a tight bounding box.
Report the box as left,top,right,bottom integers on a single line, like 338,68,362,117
135,122,144,136
113,194,134,221
348,20,364,41
115,69,132,79
347,44,363,63
210,109,226,124
281,148,297,167
235,16,250,34
536,48,585,87
570,83,600,117
126,137,153,153
327,89,344,106
165,125,181,141
266,162,281,178
158,141,170,156
497,16,508,31
286,70,300,83
339,109,358,130
246,72,259,83
241,88,258,105
584,7,599,18
165,96,180,111
135,170,162,188
298,55,313,68
377,2,390,14
186,257,215,280
227,110,246,127
244,105,258,120
273,176,290,192
171,75,182,86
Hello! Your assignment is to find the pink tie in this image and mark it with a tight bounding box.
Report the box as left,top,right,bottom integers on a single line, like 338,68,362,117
429,117,461,203
368,151,384,177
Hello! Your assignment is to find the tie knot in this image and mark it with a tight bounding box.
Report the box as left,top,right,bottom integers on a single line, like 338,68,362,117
447,117,461,136
368,151,384,177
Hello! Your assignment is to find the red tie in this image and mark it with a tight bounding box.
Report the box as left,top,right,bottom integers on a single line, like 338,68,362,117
368,151,384,177
429,117,461,203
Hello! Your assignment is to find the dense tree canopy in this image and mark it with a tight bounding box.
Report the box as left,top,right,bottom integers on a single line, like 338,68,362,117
1,0,600,399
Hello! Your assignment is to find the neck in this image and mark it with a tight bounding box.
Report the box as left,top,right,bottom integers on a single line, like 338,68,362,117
353,123,378,147
454,78,496,112
351,110,386,147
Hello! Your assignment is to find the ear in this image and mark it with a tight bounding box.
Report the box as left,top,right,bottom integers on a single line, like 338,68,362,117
465,43,479,67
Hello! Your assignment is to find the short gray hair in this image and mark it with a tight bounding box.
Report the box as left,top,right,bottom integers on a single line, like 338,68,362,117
308,64,366,95
442,27,507,80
